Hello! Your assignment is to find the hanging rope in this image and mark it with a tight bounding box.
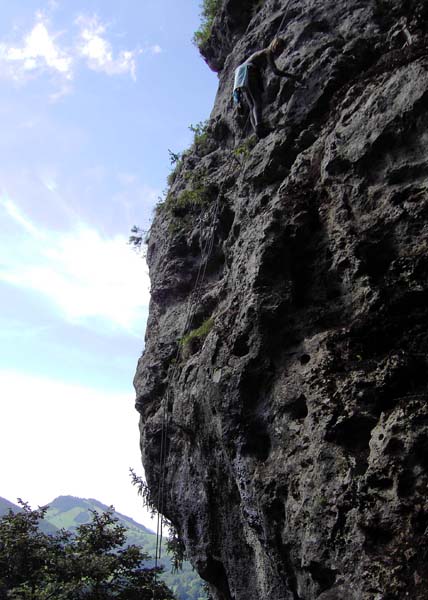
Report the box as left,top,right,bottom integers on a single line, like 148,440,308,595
151,4,293,563
151,6,296,595
154,196,223,568
150,0,295,553
151,150,240,571
275,0,292,37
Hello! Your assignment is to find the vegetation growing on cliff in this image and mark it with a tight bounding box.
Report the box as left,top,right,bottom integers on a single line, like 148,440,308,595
192,0,221,48
189,121,209,150
181,318,214,349
130,471,188,575
157,172,213,236
129,225,148,253
167,150,183,187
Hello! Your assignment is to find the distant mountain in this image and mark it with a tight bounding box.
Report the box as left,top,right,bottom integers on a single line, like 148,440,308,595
46,495,154,535
0,496,20,515
0,496,58,534
0,494,205,600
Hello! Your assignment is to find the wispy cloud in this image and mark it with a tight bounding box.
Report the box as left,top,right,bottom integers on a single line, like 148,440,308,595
1,195,43,238
0,19,72,81
0,194,150,333
0,11,160,89
75,15,141,81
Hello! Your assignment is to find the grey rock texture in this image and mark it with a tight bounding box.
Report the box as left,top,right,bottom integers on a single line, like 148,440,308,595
134,0,428,598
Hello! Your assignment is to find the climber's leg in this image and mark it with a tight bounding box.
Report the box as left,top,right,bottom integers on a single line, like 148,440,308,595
243,88,257,131
247,67,264,135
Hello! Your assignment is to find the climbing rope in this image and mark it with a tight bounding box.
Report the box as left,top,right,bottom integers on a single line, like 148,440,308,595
154,198,223,567
151,190,224,570
275,0,292,37
150,5,297,593
151,3,294,566
151,151,240,571
151,0,296,560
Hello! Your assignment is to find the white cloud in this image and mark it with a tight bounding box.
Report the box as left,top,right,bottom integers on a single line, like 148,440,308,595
75,15,140,81
0,19,72,81
0,12,158,87
1,196,42,238
0,195,150,333
0,370,155,531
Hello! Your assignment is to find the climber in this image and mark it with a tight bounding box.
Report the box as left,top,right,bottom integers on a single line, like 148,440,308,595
233,37,303,137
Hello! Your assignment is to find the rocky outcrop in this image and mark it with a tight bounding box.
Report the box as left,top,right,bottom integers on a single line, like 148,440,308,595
134,1,428,598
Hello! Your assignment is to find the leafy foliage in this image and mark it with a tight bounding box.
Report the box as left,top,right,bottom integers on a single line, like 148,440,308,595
168,150,182,166
192,0,221,48
232,138,256,164
189,121,209,150
160,120,213,233
174,188,209,212
157,182,211,235
0,500,176,600
180,318,214,349
46,494,207,600
165,530,186,575
130,472,189,576
129,225,148,253
130,470,158,518
167,150,184,187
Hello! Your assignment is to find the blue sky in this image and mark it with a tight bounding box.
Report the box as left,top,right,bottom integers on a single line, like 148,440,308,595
0,0,217,528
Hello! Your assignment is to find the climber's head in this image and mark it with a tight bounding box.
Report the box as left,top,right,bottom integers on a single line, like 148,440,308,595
269,37,286,56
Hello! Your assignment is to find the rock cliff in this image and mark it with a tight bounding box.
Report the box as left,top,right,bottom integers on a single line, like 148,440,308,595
134,1,428,598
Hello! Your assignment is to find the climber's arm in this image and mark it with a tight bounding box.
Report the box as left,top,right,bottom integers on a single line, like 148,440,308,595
268,52,304,83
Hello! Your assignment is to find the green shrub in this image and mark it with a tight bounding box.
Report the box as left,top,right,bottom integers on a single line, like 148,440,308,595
181,318,214,348
177,188,206,209
157,127,212,231
189,120,209,149
0,499,176,600
167,186,209,215
168,149,182,165
128,225,148,252
166,149,183,187
156,185,210,234
130,470,187,574
192,0,221,48
167,170,177,187
233,138,256,162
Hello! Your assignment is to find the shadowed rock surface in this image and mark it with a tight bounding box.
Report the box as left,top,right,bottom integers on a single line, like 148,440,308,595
134,1,428,598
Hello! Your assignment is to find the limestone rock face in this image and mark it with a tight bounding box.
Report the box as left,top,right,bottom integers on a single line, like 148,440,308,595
134,1,428,598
